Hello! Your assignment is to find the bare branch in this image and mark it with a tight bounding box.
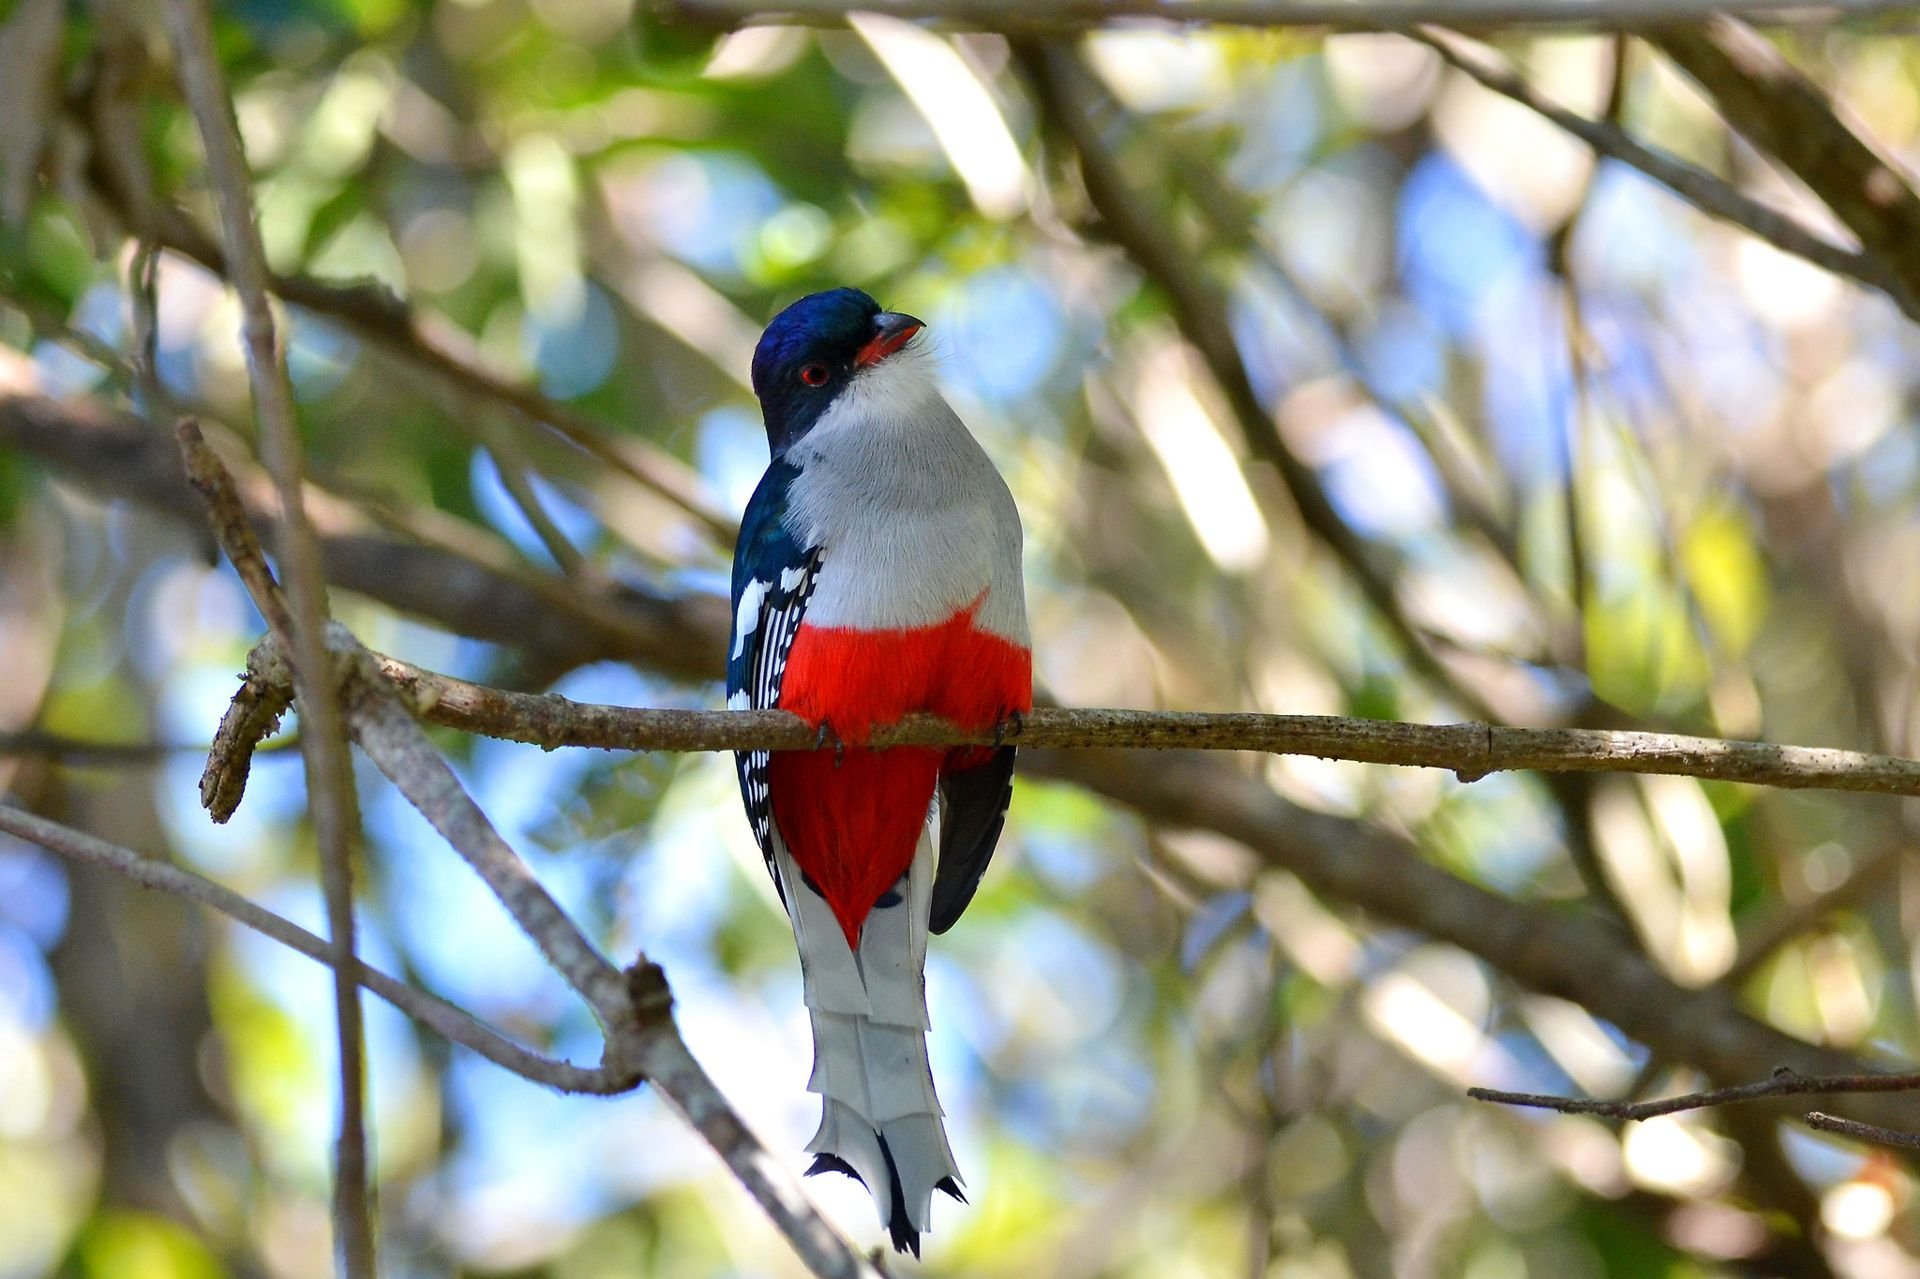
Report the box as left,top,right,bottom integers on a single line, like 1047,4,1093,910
162,1,373,1263
341,639,634,1025
195,649,1920,799
664,0,1918,34
1806,1112,1920,1150
1470,1064,1920,1121
1412,29,1913,315
1653,16,1920,311
0,803,623,1093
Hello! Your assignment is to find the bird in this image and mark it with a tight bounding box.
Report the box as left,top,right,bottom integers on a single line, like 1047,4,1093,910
727,287,1032,1255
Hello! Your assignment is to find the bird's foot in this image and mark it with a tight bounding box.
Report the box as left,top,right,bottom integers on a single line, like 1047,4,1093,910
992,708,1026,747
813,720,846,766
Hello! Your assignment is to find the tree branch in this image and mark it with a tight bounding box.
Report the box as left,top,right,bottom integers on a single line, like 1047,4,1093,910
662,0,1917,34
1412,28,1913,315
201,649,1920,799
161,2,374,1268
1653,16,1920,311
0,803,623,1093
1471,1064,1920,1121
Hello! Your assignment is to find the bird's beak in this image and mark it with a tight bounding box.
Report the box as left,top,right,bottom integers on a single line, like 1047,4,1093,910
855,312,925,367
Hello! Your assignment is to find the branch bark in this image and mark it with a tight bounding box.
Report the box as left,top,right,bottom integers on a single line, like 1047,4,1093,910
663,0,1916,33
0,804,623,1093
1653,16,1920,311
244,651,1920,798
161,3,374,1269
1414,28,1912,315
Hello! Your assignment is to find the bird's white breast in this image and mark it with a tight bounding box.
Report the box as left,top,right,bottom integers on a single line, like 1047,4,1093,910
783,351,1027,643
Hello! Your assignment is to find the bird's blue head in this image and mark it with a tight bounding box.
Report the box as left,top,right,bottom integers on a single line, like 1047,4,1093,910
750,287,925,456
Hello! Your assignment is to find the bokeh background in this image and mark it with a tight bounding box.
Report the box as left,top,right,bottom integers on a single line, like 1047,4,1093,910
5,1,1920,1276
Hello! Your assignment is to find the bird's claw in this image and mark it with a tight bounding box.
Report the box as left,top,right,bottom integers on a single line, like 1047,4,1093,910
992,708,1026,748
813,721,846,766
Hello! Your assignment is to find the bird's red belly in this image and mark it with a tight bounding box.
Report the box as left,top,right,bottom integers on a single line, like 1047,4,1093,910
770,603,1032,943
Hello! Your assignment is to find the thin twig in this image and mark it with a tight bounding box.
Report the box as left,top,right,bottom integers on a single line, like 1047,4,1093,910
0,803,625,1093
1806,1112,1920,1149
1470,1064,1920,1121
664,0,1919,34
1412,29,1909,314
160,3,375,1268
1653,17,1920,314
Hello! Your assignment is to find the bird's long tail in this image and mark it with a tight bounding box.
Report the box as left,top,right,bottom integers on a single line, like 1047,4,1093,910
773,811,963,1256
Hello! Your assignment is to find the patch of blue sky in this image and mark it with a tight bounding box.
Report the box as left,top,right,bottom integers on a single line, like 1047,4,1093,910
1018,826,1104,896
640,152,784,279
72,281,125,347
156,721,307,878
1230,275,1339,408
228,879,425,1111
154,653,265,758
998,1032,1153,1152
524,283,620,401
1569,160,1700,294
1780,1122,1867,1188
610,760,742,985
1357,298,1448,405
0,923,55,1031
362,618,500,685
986,913,1124,1054
469,448,600,570
30,340,105,400
439,1056,640,1251
1319,414,1450,542
1182,891,1251,973
697,405,771,515
1229,56,1326,194
0,840,67,950
1668,284,1784,433
126,557,260,682
933,268,1066,411
364,762,577,1018
1858,428,1920,507
1475,269,1574,483
1487,1025,1577,1096
156,325,200,401
286,314,360,403
1579,291,1669,425
1399,152,1543,341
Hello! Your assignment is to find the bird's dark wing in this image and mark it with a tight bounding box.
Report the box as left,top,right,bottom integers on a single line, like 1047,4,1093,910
728,459,821,890
929,746,1017,934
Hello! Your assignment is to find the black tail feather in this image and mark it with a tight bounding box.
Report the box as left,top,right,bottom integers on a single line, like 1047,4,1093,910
806,1153,865,1186
936,1176,966,1204
876,1133,920,1257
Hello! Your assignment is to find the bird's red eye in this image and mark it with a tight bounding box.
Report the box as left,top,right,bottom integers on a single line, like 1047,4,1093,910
799,363,830,387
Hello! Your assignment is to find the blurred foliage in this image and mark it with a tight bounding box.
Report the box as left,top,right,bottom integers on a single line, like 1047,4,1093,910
5,1,1920,1277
